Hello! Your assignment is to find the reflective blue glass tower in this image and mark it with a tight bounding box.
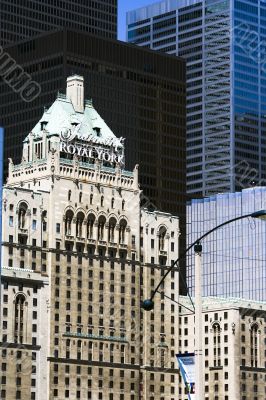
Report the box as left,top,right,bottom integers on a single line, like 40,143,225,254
187,187,266,301
127,0,266,197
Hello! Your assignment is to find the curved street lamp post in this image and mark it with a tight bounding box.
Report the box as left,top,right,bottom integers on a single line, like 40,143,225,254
141,210,266,400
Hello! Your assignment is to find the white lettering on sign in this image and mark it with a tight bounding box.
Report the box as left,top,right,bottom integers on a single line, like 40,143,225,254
59,141,124,165
59,126,124,165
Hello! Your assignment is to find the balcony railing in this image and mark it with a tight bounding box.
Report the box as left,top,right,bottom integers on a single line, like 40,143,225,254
65,234,74,241
87,238,96,245
98,240,107,247
18,227,28,235
108,242,117,249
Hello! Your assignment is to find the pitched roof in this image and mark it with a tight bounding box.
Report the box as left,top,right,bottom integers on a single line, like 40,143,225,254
24,93,124,149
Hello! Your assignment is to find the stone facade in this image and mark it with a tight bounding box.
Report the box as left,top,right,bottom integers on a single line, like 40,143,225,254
0,76,180,400
179,296,266,400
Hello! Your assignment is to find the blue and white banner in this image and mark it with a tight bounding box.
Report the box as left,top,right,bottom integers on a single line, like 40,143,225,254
176,353,195,399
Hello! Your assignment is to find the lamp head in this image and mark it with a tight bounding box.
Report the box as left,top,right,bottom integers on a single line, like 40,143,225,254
251,210,266,220
141,299,154,311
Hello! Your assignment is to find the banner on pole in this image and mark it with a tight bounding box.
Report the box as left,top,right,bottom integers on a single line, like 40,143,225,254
176,353,195,400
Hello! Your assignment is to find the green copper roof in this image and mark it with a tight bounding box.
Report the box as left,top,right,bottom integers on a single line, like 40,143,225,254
24,92,124,149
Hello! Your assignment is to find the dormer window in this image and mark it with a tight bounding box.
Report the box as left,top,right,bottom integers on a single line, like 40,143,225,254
40,121,47,130
93,127,101,137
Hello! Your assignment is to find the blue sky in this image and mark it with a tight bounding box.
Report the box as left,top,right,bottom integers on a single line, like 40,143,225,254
118,0,155,41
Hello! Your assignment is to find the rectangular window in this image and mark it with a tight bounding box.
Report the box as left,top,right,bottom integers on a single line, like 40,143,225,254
32,220,37,230
9,216,13,227
56,223,60,233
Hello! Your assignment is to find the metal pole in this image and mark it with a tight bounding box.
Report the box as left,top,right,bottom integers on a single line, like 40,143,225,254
194,242,204,400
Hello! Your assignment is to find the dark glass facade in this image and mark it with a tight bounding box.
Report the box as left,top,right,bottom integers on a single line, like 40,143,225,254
0,0,117,45
0,29,187,291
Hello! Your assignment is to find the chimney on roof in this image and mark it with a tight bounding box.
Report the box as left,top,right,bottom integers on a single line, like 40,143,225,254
66,75,84,113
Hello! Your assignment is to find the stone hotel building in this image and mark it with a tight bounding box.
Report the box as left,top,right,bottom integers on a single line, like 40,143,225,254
179,296,266,400
0,76,180,400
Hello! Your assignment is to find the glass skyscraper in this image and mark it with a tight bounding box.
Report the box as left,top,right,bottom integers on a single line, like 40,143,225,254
127,0,266,197
187,187,266,301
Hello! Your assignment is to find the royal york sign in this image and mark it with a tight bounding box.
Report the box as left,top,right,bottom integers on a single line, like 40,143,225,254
59,126,124,165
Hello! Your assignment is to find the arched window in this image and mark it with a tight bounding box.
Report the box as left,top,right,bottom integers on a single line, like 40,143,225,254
65,210,74,236
251,324,259,367
76,212,85,238
108,217,117,242
119,219,127,244
90,194,93,205
158,226,167,251
14,294,26,344
101,196,104,207
122,200,125,211
213,323,221,367
68,190,71,201
111,198,115,209
98,216,106,241
18,202,28,229
87,214,95,239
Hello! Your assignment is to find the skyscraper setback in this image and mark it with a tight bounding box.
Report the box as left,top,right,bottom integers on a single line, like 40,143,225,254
127,0,266,197
0,0,117,45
